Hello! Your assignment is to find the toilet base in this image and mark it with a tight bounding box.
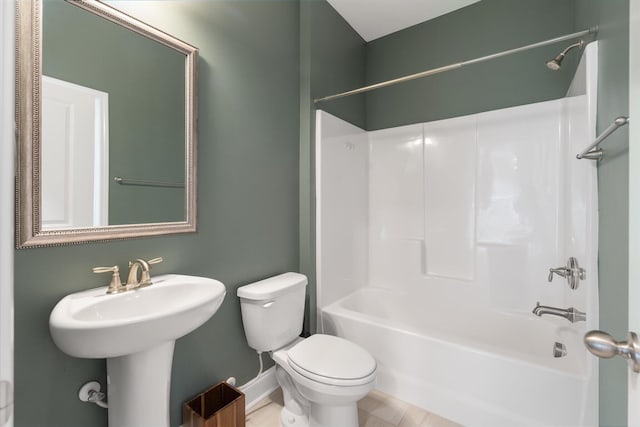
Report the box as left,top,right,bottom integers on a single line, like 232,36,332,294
279,403,359,427
280,406,309,427
309,403,358,427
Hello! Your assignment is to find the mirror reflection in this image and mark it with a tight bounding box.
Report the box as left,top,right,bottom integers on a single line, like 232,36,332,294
41,0,186,229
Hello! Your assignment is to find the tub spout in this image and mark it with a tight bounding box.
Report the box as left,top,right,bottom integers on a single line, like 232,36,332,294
532,302,586,323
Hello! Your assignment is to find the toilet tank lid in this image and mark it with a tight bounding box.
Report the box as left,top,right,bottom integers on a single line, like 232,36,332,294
237,272,307,301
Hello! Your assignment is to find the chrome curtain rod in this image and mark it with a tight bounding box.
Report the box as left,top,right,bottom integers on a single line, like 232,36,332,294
576,116,630,161
314,27,598,104
114,176,185,188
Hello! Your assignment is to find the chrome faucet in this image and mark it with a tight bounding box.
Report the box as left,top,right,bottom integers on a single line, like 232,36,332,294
127,257,163,288
532,302,586,323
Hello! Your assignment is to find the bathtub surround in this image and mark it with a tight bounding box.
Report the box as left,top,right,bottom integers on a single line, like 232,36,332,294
316,62,599,424
301,1,584,343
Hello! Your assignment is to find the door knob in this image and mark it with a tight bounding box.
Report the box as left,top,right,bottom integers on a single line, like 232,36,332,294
584,330,640,372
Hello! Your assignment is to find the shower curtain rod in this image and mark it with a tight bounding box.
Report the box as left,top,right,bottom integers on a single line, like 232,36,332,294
314,27,598,104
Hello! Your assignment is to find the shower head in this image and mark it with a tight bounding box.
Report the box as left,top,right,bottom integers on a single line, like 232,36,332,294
546,40,585,71
545,55,564,71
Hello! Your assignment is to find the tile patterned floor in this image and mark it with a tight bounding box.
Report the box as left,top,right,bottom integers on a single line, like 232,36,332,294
246,388,462,427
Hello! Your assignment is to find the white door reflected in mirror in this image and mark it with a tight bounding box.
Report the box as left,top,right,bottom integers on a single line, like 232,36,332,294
41,76,109,229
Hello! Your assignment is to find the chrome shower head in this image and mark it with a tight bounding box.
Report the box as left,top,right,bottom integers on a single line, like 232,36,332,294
546,55,564,71
546,40,585,71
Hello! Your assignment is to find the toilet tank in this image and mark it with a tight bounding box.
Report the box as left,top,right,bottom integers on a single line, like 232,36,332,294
237,272,307,352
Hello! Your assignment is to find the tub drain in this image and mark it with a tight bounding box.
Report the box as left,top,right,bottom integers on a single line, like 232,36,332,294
553,342,567,358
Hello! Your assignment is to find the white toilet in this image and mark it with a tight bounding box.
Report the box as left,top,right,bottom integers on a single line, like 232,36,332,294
238,272,376,427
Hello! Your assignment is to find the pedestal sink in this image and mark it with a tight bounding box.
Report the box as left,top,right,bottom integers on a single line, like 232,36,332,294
49,274,226,427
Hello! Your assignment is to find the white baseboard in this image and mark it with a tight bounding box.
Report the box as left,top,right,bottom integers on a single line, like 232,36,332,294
240,366,279,412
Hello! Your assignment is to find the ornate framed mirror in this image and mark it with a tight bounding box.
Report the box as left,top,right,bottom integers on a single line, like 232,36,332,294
16,0,198,248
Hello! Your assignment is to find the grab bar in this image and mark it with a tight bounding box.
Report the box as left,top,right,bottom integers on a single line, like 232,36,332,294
114,176,184,188
577,116,629,160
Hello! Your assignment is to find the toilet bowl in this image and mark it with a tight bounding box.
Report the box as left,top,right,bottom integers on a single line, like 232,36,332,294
238,273,376,427
273,335,376,427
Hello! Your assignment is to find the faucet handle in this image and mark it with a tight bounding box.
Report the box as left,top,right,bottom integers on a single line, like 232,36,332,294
548,257,585,289
142,258,163,285
92,265,125,294
92,265,118,274
548,267,568,282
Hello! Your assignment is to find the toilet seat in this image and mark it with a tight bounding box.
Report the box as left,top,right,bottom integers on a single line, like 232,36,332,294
287,334,376,387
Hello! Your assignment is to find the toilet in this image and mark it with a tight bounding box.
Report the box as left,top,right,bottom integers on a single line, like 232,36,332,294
238,272,376,427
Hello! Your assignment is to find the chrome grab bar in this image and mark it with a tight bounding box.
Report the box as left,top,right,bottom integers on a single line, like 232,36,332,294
576,116,629,160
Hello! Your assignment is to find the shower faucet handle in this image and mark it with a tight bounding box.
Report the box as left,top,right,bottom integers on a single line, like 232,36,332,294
548,257,585,290
548,267,568,281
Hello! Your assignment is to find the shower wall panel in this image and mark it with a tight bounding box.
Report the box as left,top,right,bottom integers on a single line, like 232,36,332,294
423,116,476,281
368,124,425,288
475,101,563,311
363,97,594,315
315,112,369,310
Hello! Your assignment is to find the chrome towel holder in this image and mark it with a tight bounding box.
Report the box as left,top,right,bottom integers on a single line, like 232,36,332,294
113,176,184,188
577,116,629,161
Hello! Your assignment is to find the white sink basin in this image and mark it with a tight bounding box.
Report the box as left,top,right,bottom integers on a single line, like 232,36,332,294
50,274,226,359
49,273,226,427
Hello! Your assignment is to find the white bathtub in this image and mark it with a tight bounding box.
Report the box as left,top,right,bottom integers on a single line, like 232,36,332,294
322,287,596,427
316,45,599,426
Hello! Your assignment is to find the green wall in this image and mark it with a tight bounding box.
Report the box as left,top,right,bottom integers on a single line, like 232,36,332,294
43,0,186,225
575,3,630,426
16,1,301,426
364,0,580,130
306,0,366,129
19,1,630,426
299,0,365,334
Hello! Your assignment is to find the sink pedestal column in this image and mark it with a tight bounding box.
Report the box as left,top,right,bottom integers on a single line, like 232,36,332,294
106,341,176,427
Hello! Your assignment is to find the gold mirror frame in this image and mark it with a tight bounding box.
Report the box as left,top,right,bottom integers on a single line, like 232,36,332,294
16,0,198,248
